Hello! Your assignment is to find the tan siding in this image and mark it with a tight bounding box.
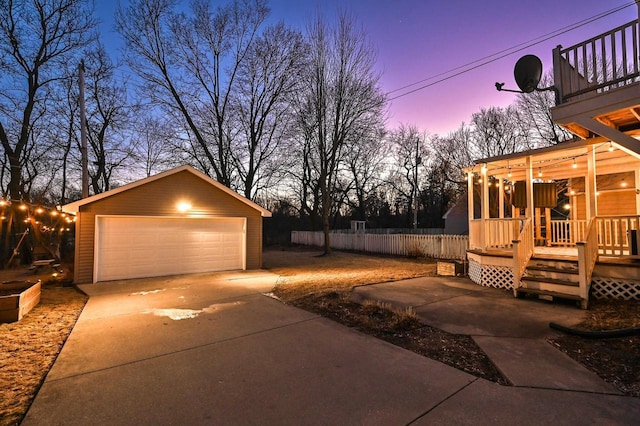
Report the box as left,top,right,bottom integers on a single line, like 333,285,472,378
75,171,265,283
575,195,586,220
597,191,636,216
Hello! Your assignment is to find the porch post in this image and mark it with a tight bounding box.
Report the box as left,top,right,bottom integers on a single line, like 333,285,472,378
525,156,534,220
586,148,598,219
635,169,640,215
481,165,489,250
467,171,475,247
498,179,505,219
467,171,474,223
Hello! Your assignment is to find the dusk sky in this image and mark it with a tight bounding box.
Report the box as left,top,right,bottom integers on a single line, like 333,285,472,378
98,0,638,136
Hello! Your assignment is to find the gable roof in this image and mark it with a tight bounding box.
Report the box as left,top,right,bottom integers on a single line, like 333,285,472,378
62,165,272,217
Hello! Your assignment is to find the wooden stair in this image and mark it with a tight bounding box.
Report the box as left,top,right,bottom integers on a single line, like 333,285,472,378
516,256,582,303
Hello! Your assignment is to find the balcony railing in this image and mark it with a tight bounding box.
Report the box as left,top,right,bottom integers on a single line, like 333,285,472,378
553,18,640,103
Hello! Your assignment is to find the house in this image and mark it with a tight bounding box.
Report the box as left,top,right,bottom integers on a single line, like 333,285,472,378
62,165,271,284
443,195,469,235
464,10,640,308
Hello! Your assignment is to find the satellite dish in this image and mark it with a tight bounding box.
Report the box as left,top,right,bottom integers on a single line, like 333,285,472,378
514,55,542,93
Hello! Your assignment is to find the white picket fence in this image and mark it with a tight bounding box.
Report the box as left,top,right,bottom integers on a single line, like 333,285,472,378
291,231,468,260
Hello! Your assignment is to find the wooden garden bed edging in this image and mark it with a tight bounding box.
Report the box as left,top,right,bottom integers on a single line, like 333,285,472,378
0,280,42,323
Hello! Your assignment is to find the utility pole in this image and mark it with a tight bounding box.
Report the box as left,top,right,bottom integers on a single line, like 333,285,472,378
79,60,89,198
413,137,421,230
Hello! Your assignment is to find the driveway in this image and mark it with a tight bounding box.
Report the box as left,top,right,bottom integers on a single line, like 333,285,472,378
23,272,640,425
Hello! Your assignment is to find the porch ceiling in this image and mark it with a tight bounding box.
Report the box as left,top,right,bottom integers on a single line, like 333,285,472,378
474,136,640,182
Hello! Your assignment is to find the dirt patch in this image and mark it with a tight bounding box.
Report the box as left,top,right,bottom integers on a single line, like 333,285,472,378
265,247,640,396
291,292,508,384
549,298,640,397
0,276,87,426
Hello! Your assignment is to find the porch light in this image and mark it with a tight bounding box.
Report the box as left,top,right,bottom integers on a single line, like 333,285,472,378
621,179,628,187
538,168,543,177
507,168,512,178
481,163,487,174
176,201,192,213
608,142,614,152
563,203,570,210
19,203,27,211
572,158,577,168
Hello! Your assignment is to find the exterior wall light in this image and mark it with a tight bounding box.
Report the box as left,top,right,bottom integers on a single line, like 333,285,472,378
176,201,192,213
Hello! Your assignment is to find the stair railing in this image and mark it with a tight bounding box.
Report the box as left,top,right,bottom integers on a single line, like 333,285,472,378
576,217,598,309
512,218,533,297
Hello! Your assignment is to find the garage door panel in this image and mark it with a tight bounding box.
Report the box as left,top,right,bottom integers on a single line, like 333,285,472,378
95,217,245,282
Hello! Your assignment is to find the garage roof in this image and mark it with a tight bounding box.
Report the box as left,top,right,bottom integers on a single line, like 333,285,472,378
62,165,272,217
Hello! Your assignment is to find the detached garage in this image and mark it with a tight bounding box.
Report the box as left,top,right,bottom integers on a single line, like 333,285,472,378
62,165,271,284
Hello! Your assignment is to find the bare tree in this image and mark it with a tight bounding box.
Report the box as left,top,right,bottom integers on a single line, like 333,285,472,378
83,45,135,193
470,106,532,158
296,12,386,253
342,127,388,221
387,124,428,227
0,0,95,264
516,73,573,147
232,22,306,199
132,116,179,177
115,0,269,191
0,0,95,201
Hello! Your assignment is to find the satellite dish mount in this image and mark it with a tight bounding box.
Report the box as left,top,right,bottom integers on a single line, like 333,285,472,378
495,54,559,103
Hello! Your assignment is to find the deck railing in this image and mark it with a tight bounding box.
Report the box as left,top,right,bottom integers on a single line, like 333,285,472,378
549,219,588,246
512,218,534,296
469,218,524,250
553,18,640,103
472,216,639,257
596,215,640,255
577,218,599,309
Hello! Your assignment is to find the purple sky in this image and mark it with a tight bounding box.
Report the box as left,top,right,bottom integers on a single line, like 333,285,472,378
98,0,638,136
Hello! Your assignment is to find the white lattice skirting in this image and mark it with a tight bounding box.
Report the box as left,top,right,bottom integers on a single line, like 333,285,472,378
591,277,640,300
468,260,513,290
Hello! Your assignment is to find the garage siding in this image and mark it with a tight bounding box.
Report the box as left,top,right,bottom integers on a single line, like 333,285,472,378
74,171,263,284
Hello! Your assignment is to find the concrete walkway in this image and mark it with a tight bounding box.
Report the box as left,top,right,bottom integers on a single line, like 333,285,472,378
23,272,640,425
351,276,621,393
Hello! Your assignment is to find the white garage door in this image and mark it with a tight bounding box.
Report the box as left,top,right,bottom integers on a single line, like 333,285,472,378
95,216,246,282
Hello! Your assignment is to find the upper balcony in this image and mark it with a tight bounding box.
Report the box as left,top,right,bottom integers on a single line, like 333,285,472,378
553,18,640,105
551,8,640,153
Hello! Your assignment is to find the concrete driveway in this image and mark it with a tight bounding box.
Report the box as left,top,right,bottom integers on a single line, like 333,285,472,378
23,272,640,425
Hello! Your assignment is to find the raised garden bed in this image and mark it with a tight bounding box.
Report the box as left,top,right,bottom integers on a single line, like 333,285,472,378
0,280,42,323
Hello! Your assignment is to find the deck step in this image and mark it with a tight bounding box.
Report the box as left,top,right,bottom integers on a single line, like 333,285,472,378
526,265,579,275
521,276,579,287
516,287,582,301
